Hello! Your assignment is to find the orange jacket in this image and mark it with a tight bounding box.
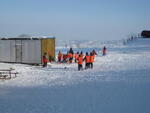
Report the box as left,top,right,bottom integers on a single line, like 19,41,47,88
43,56,48,63
74,53,79,59
84,56,90,63
89,55,94,63
68,53,73,58
77,56,83,65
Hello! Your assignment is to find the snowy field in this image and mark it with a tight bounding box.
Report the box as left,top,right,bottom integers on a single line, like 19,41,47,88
0,38,150,113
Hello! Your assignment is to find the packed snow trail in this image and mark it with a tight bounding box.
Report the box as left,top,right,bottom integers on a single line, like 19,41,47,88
0,38,150,113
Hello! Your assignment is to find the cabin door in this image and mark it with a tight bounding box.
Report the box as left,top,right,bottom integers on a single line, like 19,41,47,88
15,40,22,63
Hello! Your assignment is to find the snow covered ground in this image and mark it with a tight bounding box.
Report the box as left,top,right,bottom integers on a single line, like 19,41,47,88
0,38,150,113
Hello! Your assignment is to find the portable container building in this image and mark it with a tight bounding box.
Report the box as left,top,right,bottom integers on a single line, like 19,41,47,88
0,37,55,64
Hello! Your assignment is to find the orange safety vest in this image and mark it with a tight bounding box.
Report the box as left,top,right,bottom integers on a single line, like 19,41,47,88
89,55,94,63
77,56,83,65
85,56,90,63
68,53,73,58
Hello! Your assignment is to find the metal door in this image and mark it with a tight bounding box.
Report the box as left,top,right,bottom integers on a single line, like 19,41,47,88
15,40,22,62
22,40,41,64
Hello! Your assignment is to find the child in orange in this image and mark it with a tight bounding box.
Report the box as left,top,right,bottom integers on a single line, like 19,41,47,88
77,54,83,71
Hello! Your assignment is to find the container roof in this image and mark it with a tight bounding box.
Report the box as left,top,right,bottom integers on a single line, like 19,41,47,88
0,36,55,40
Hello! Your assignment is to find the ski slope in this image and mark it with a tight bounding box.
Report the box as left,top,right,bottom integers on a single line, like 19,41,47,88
0,38,150,113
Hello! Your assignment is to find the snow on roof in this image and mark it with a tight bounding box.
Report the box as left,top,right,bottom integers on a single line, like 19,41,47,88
0,36,55,40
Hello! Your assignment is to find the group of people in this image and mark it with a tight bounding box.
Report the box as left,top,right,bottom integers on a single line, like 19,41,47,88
57,48,74,63
77,51,97,71
42,47,107,71
58,50,97,71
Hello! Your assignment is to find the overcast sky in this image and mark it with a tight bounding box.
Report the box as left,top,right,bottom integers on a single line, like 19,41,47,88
0,0,150,41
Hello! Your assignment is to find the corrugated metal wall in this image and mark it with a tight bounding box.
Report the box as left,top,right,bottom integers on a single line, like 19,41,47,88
15,40,22,62
0,40,16,62
22,40,41,64
0,40,41,64
41,38,55,61
0,38,55,64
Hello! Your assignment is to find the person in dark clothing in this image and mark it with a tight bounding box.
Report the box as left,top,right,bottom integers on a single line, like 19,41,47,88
92,49,97,56
102,46,107,56
69,47,74,54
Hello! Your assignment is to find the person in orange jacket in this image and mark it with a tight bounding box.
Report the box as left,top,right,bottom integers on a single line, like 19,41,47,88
89,52,94,69
77,54,83,71
42,52,48,67
84,52,90,69
58,51,63,63
74,52,79,63
68,53,73,63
